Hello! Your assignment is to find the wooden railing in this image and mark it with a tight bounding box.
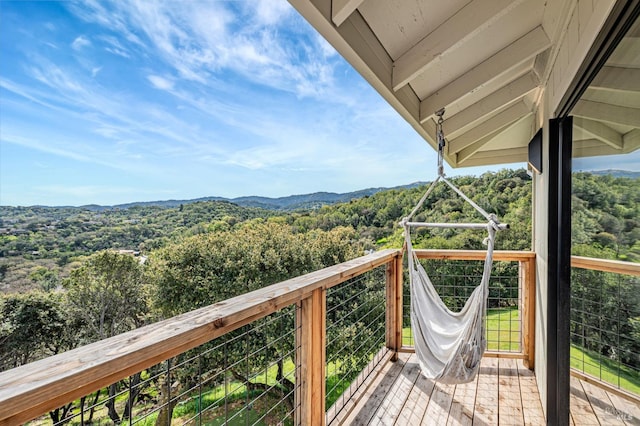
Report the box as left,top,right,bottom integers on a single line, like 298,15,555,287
0,248,537,425
0,249,400,426
571,255,640,276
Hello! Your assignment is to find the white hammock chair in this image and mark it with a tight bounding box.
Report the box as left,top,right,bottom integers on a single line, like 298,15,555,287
399,110,508,384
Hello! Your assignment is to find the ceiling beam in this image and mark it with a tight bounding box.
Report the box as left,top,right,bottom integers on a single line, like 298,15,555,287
573,139,625,158
623,129,640,152
456,128,505,165
572,117,623,150
448,101,531,154
443,72,539,137
456,114,531,164
590,66,640,92
573,100,640,128
457,147,528,167
419,26,551,122
391,0,524,91
332,0,366,27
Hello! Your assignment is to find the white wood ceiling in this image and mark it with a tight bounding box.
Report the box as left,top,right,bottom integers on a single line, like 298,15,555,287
289,0,640,168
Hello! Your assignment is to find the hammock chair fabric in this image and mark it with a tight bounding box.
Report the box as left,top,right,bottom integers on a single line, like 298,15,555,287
403,221,496,384
400,108,506,383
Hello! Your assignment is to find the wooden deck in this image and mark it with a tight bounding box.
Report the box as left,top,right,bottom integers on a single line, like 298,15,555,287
329,352,640,425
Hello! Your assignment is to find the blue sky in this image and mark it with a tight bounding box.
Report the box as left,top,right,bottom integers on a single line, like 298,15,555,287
0,1,629,207
0,0,505,207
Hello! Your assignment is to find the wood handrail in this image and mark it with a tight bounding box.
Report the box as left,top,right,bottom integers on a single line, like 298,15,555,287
571,255,640,276
0,249,400,426
414,249,535,261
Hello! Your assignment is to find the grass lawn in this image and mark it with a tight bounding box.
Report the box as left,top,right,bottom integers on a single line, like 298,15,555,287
570,345,640,396
403,307,521,351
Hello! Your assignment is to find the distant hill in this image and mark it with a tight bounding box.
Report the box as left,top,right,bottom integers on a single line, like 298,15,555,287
588,169,639,179
72,182,427,211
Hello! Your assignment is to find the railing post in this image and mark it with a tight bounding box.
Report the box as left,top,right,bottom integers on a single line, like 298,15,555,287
386,259,397,360
395,253,403,355
296,288,326,426
386,253,404,361
522,257,536,369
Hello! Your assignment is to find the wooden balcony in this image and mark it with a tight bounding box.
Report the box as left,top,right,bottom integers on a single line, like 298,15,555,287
329,352,639,425
0,249,638,425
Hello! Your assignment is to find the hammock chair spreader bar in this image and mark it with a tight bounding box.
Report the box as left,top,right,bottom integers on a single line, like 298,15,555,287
403,221,509,230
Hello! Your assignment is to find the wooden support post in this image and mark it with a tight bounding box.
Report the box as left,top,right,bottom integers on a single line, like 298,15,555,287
521,258,536,370
395,253,404,356
296,288,326,426
386,260,398,359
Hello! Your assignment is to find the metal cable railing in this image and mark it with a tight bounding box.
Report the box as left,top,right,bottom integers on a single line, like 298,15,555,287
571,260,640,398
325,265,387,424
49,306,299,426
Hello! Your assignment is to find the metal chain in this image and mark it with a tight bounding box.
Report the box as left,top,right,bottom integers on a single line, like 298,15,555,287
435,108,446,177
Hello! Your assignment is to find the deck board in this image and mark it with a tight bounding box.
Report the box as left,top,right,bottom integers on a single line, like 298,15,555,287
498,358,524,425
607,392,640,426
474,357,499,425
329,353,638,426
339,352,408,425
569,376,601,425
421,381,455,425
516,357,545,425
580,379,626,425
369,359,421,425
446,373,478,426
397,369,436,424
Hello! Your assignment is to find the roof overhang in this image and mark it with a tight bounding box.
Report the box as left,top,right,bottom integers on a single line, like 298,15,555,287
289,0,640,167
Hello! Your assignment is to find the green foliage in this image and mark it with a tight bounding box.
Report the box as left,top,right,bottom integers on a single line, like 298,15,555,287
0,291,71,370
572,172,640,261
150,221,360,315
63,250,149,342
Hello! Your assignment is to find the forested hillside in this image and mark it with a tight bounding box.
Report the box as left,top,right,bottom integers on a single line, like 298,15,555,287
1,169,638,293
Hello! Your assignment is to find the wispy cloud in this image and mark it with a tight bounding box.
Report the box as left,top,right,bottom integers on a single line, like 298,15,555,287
71,35,91,50
0,0,443,205
67,0,347,100
147,75,173,91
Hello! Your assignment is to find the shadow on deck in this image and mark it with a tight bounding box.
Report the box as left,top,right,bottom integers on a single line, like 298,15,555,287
329,352,640,425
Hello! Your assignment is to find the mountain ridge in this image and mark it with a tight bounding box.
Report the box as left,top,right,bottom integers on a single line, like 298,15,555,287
20,182,427,211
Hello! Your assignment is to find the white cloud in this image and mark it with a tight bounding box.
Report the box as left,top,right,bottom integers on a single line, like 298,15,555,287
91,66,102,77
147,75,174,91
250,0,293,26
66,0,346,100
100,35,132,58
71,35,91,50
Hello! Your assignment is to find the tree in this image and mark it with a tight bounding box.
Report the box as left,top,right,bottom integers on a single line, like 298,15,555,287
147,221,361,423
63,250,149,423
0,291,73,369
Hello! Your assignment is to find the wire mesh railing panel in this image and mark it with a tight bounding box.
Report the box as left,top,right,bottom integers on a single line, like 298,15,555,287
44,305,299,426
571,267,640,397
402,259,522,352
325,265,387,424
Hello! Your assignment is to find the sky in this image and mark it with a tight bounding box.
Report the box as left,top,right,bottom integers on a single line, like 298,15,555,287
0,1,633,207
